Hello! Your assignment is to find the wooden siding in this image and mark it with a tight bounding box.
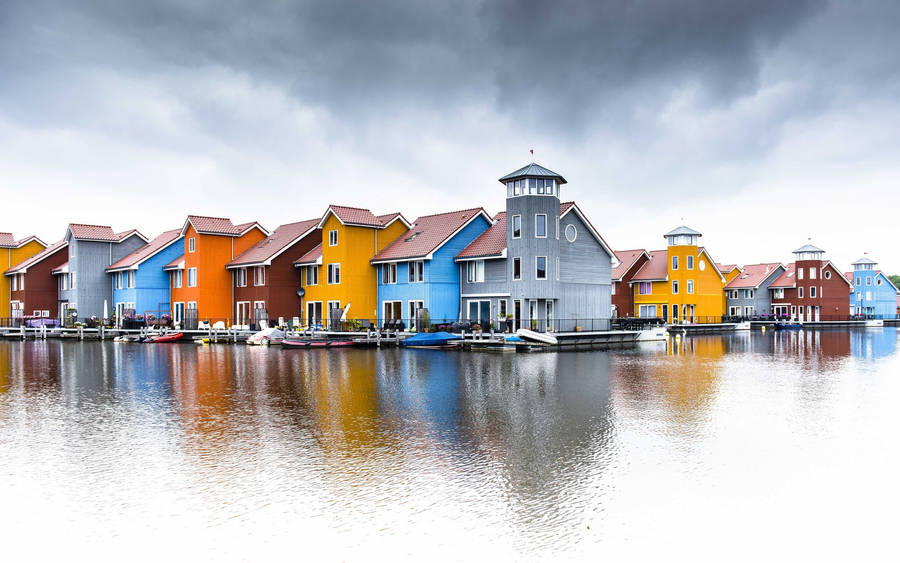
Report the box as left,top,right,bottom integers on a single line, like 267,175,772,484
1,240,46,317
8,244,67,316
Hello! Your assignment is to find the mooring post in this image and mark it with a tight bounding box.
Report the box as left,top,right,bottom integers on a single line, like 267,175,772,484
21,325,26,340
100,325,105,340
78,325,84,341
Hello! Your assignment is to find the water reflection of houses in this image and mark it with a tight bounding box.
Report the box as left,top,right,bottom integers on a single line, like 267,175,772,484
849,328,897,361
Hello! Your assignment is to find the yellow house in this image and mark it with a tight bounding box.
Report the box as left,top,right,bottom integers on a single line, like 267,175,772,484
1,233,47,320
630,226,727,322
295,205,409,326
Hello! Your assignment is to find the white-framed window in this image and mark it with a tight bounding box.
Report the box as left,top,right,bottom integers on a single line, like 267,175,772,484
408,300,424,322
856,277,861,286
556,216,560,240
612,282,617,295
499,299,507,319
187,301,197,310
744,306,754,316
69,272,76,289
327,300,341,320
512,215,521,239
798,286,804,298
58,275,68,291
467,260,485,283
327,263,341,284
254,300,266,310
809,268,816,279
825,270,832,280
866,277,872,286
382,263,397,284
173,270,183,288
328,230,338,246
672,256,679,270
306,301,323,325
687,255,694,270
126,270,135,289
535,214,547,238
798,269,804,280
187,267,197,287
512,257,521,281
305,265,318,286
556,257,560,281
236,301,251,325
174,302,185,324
408,261,424,283
638,304,657,318
810,286,817,298
535,256,547,280
866,291,872,300
672,280,679,294
253,266,265,286
546,301,554,331
235,268,247,287
188,237,196,253
638,282,652,295
820,286,823,297
687,280,694,294
774,288,784,299
565,224,577,242
115,273,122,290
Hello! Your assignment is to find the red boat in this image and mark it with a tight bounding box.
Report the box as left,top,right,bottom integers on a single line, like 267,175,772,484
144,332,183,343
282,338,355,349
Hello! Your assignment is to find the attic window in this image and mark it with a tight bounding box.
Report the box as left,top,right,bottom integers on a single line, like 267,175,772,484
787,273,794,277
404,231,423,242
741,274,749,279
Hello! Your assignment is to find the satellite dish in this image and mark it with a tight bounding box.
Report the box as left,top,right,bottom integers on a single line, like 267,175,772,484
296,288,305,297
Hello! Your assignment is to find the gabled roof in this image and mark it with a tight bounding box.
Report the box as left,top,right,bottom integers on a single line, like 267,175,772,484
793,243,824,254
293,243,323,266
612,250,650,282
181,215,268,237
631,250,669,282
717,263,738,274
0,233,47,249
498,162,567,184
372,207,490,264
455,202,613,261
770,263,797,289
317,205,412,230
68,224,121,242
51,261,69,275
844,271,854,283
163,255,185,271
455,212,507,260
726,262,785,289
115,229,150,243
227,219,320,268
4,240,67,275
664,225,702,237
106,229,182,272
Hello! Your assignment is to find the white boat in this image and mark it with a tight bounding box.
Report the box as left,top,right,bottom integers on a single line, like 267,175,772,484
735,321,751,331
247,327,285,345
636,327,668,341
515,328,558,345
865,319,884,327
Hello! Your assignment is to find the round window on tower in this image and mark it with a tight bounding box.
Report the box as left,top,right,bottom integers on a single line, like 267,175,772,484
565,224,577,242
699,260,706,271
824,270,832,280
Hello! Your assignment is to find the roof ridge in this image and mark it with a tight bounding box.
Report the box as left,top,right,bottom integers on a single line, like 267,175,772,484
413,206,485,220
187,214,233,221
69,222,112,228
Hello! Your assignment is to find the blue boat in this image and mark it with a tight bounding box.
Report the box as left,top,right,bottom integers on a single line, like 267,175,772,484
775,322,803,330
401,331,462,348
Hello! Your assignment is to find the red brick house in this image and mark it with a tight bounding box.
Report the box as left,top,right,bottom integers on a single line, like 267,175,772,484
3,240,69,320
769,243,851,321
225,218,321,328
611,249,649,318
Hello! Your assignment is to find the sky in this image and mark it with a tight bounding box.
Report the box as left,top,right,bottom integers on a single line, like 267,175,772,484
1,0,898,273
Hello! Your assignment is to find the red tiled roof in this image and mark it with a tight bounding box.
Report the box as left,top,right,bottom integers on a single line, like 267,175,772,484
227,219,319,268
115,229,147,242
843,271,854,283
163,255,185,270
717,263,738,273
770,263,797,288
69,223,125,241
107,229,181,272
234,221,267,235
726,262,784,289
631,249,669,281
372,207,489,263
323,205,409,229
0,232,15,247
4,240,67,275
456,212,507,259
185,215,241,235
612,250,648,281
51,261,69,274
294,243,323,266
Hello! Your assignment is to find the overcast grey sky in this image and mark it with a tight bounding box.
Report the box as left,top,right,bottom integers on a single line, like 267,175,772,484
1,0,898,273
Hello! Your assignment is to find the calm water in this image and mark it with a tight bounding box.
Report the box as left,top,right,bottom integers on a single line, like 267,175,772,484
1,329,898,561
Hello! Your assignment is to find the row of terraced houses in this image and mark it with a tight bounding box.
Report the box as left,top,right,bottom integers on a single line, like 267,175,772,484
3,162,898,331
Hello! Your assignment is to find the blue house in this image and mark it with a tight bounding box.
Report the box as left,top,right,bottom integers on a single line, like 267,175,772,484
370,207,492,327
848,255,898,317
106,229,184,321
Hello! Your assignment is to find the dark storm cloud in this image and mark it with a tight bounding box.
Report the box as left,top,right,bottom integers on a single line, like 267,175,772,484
1,0,824,132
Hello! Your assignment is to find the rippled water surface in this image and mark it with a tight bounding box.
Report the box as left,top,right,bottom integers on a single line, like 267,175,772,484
2,328,898,561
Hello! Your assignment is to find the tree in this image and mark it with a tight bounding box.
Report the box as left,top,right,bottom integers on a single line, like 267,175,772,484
890,274,900,288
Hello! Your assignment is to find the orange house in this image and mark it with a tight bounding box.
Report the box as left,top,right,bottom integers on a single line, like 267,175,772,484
166,215,267,327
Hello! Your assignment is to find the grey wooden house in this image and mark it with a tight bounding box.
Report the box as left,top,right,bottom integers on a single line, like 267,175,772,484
54,224,148,322
724,262,786,318
455,163,614,332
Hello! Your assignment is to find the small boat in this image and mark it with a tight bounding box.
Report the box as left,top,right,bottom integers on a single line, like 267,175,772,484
144,332,183,343
246,327,285,345
401,331,461,348
735,321,751,331
864,319,884,327
636,327,668,341
774,323,803,331
282,338,355,349
515,328,558,345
